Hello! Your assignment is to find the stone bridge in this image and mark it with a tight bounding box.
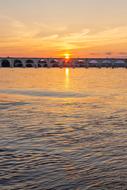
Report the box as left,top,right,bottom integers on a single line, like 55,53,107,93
0,57,127,68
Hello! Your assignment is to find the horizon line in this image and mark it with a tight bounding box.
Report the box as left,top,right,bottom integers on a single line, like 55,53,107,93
0,56,127,59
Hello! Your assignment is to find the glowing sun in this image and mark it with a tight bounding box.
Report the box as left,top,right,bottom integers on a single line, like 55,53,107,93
64,53,71,60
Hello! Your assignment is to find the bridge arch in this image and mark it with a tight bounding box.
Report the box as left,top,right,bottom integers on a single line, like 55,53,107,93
14,60,23,67
50,59,59,67
102,60,112,67
75,60,85,67
25,60,35,67
1,60,11,67
38,59,48,67
88,60,99,67
113,60,126,67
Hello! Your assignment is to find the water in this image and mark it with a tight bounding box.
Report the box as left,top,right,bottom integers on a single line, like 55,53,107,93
0,68,127,190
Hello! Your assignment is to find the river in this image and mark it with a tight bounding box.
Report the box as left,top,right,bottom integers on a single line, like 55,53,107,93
0,68,127,190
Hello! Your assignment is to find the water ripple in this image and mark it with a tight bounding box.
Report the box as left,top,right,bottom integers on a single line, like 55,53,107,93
0,69,127,190
0,89,87,98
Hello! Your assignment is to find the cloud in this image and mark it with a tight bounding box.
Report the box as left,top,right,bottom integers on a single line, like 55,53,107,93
0,15,127,57
119,52,127,55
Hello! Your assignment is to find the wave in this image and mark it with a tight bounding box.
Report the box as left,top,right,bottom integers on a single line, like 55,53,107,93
0,89,88,98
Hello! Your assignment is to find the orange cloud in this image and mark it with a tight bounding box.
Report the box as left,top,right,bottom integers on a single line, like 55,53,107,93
0,15,127,58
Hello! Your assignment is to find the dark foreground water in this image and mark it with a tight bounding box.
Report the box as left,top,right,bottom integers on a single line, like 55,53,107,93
0,68,127,190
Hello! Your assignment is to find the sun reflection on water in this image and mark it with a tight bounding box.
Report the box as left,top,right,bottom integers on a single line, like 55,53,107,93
65,68,70,89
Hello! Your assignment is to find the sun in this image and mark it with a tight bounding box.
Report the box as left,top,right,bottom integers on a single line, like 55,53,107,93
64,53,71,60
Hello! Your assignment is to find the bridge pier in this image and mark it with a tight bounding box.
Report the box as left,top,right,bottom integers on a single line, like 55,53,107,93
10,59,14,68
0,59,2,67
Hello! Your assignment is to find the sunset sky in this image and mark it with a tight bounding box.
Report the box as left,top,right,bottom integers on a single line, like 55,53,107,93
0,0,127,58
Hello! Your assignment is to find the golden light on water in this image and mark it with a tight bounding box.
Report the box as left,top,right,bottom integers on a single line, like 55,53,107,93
65,68,70,89
65,68,70,77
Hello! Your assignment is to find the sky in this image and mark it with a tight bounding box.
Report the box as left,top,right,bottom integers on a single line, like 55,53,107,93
0,0,127,58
